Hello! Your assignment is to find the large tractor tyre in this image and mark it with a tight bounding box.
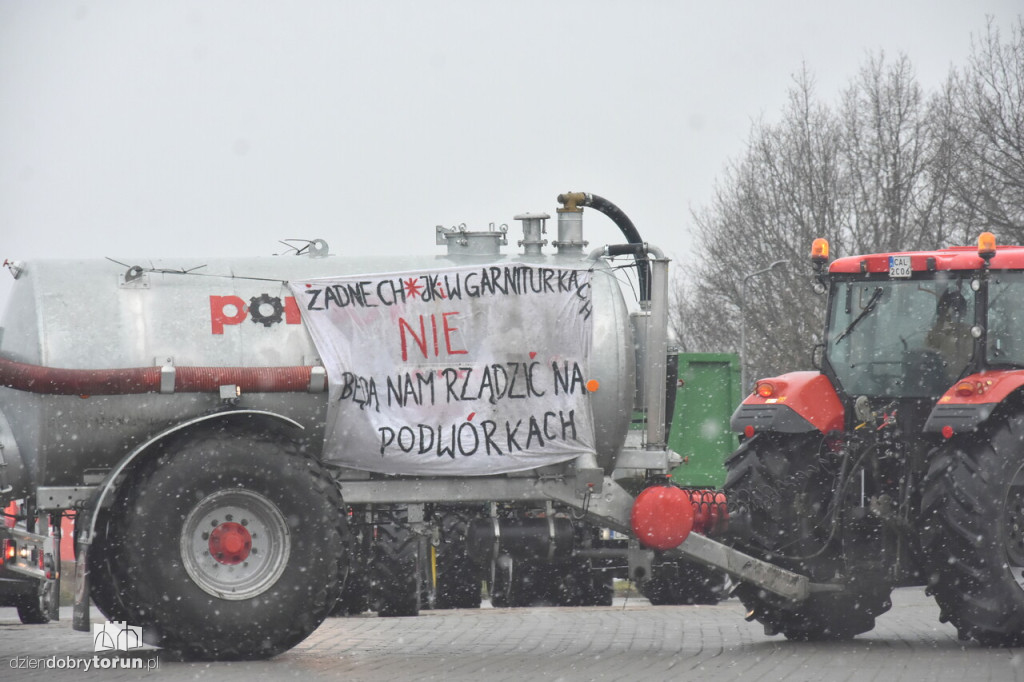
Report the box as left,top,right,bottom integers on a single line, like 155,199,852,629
111,427,346,660
920,411,1024,646
724,432,892,641
370,518,422,617
435,511,483,610
640,560,727,606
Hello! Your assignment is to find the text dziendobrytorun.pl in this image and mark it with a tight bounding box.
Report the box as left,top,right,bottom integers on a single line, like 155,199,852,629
9,654,160,671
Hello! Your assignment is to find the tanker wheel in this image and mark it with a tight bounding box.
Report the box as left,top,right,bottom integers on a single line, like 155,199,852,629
556,559,614,607
16,573,58,624
488,558,555,607
588,570,615,607
84,503,136,623
920,410,1024,645
487,557,511,607
640,559,727,606
112,425,346,660
333,524,371,616
370,511,422,617
434,510,482,609
17,513,60,624
508,560,557,606
723,432,892,640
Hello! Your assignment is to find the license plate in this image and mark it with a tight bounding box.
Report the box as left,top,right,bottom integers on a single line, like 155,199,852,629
889,255,912,278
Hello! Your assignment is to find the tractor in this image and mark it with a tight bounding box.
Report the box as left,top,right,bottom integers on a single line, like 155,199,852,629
726,232,1024,645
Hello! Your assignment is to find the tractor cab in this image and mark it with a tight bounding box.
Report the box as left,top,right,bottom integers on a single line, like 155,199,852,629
816,233,1024,439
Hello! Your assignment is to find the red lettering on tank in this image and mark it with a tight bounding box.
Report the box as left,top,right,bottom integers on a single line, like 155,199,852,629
284,296,301,324
210,295,303,334
210,296,248,334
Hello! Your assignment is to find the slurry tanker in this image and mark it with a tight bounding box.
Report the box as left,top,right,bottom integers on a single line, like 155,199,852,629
0,193,802,660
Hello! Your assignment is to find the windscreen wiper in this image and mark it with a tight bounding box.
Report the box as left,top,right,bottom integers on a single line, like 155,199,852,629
834,287,884,345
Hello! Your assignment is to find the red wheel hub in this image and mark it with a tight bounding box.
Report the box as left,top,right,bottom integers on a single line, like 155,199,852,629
208,522,252,565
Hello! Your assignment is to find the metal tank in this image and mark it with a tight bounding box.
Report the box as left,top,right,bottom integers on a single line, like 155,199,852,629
0,222,635,497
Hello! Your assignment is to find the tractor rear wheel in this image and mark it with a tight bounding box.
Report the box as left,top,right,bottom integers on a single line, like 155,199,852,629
724,432,892,640
111,425,346,660
921,411,1024,645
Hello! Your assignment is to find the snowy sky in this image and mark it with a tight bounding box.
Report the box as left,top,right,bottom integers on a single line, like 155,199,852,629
0,1,1020,311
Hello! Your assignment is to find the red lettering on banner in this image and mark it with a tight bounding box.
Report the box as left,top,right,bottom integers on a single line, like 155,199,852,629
399,312,469,360
399,316,428,361
442,312,468,356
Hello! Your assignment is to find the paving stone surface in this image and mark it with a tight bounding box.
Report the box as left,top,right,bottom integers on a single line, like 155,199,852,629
3,588,1023,681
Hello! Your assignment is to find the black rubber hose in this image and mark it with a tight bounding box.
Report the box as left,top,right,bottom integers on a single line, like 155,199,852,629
605,243,648,258
580,193,651,300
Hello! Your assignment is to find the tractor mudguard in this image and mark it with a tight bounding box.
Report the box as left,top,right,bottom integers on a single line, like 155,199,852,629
924,369,1024,436
730,371,844,435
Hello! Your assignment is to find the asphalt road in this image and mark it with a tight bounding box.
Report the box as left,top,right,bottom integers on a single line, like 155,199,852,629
3,587,1023,681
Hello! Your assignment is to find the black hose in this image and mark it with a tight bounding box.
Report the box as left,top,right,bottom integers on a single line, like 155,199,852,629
572,193,652,300
583,193,644,244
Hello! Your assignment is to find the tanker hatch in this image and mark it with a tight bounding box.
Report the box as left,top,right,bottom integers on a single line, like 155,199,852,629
435,223,509,256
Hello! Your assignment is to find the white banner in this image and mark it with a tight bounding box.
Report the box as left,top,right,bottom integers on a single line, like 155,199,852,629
290,263,596,476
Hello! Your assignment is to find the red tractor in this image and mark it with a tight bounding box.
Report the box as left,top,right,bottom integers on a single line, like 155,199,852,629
725,233,1024,644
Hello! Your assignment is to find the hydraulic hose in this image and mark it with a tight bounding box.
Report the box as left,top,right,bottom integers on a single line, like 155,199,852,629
557,192,651,300
0,355,325,396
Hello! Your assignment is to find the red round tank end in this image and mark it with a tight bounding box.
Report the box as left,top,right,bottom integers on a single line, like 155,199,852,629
631,486,694,550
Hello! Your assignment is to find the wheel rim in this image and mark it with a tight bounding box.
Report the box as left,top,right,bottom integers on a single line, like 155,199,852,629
180,489,291,600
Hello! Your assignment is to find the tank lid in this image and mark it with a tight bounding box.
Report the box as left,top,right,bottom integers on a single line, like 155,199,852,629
435,223,508,257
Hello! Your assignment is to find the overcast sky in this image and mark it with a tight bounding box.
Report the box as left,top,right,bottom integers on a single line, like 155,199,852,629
1,1,1020,311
